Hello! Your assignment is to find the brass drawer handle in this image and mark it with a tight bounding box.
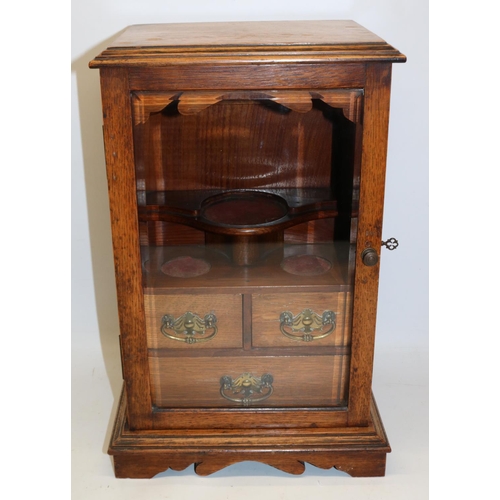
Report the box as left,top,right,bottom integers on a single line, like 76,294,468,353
161,311,217,344
279,309,336,342
220,373,274,406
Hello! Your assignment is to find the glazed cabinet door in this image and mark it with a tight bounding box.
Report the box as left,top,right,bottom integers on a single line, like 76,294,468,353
100,63,392,430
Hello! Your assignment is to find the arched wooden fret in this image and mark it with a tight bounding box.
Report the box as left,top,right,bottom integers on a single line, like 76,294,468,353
176,90,314,115
311,89,363,123
265,91,313,113
177,91,225,115
133,90,362,121
132,92,181,125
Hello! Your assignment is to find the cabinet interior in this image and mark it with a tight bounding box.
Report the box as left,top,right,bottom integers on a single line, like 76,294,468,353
132,90,362,411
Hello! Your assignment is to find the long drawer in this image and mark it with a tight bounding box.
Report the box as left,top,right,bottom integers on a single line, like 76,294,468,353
148,355,350,408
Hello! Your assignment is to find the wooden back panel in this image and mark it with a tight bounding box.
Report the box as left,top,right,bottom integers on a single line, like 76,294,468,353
134,100,335,191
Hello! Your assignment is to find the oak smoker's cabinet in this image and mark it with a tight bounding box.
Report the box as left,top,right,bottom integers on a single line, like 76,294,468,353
89,21,405,478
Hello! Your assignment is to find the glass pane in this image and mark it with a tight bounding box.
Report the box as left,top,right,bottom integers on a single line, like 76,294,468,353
134,91,361,409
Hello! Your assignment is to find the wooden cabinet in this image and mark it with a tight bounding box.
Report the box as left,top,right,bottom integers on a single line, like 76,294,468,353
90,20,405,478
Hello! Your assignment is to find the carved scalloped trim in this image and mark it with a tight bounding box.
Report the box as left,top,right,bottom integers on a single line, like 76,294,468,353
113,453,386,478
133,89,363,123
194,457,306,476
109,388,390,478
311,90,363,123
132,92,180,125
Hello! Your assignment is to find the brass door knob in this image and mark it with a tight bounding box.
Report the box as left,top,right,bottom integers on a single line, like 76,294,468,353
361,248,379,266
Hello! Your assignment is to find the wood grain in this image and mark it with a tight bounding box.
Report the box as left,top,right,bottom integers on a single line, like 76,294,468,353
89,21,405,67
139,221,205,246
348,63,393,426
91,20,404,478
109,387,390,477
148,355,349,408
106,21,387,48
135,90,362,118
127,64,366,91
251,292,351,348
141,243,349,294
99,68,153,430
284,219,335,245
145,293,242,350
151,406,349,430
133,98,335,191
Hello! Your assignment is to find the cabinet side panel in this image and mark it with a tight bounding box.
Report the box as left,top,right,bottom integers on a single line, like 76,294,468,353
100,67,153,429
348,63,392,426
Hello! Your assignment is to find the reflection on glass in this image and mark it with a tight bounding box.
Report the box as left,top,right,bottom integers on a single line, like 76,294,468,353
134,91,361,409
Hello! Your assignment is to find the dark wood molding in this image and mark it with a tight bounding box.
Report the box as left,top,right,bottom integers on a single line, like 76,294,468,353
109,387,390,478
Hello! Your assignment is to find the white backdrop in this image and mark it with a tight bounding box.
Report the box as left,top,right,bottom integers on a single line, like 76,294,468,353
71,0,429,352
70,2,428,498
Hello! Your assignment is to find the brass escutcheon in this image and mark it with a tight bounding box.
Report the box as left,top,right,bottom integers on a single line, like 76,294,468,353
220,373,274,406
161,311,217,344
382,237,399,251
279,309,336,342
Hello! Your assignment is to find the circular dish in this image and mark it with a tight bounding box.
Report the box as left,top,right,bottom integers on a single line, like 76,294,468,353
160,256,211,278
200,191,288,227
281,254,332,276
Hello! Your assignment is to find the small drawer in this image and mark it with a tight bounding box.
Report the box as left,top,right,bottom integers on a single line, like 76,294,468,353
252,292,352,348
145,294,243,349
149,355,349,408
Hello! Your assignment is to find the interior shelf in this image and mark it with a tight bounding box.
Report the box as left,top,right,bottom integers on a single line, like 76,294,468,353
142,243,351,294
137,188,358,236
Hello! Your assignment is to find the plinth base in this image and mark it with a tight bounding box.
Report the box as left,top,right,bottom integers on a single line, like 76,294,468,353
108,388,391,478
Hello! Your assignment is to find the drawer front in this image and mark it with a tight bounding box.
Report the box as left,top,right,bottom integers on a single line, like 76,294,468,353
149,355,349,408
145,294,243,349
252,292,352,348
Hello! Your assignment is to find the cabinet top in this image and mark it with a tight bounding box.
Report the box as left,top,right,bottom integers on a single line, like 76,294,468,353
89,20,406,67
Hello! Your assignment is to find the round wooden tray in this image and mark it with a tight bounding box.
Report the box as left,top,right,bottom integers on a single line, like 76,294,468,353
281,254,332,276
200,191,288,227
160,256,212,278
